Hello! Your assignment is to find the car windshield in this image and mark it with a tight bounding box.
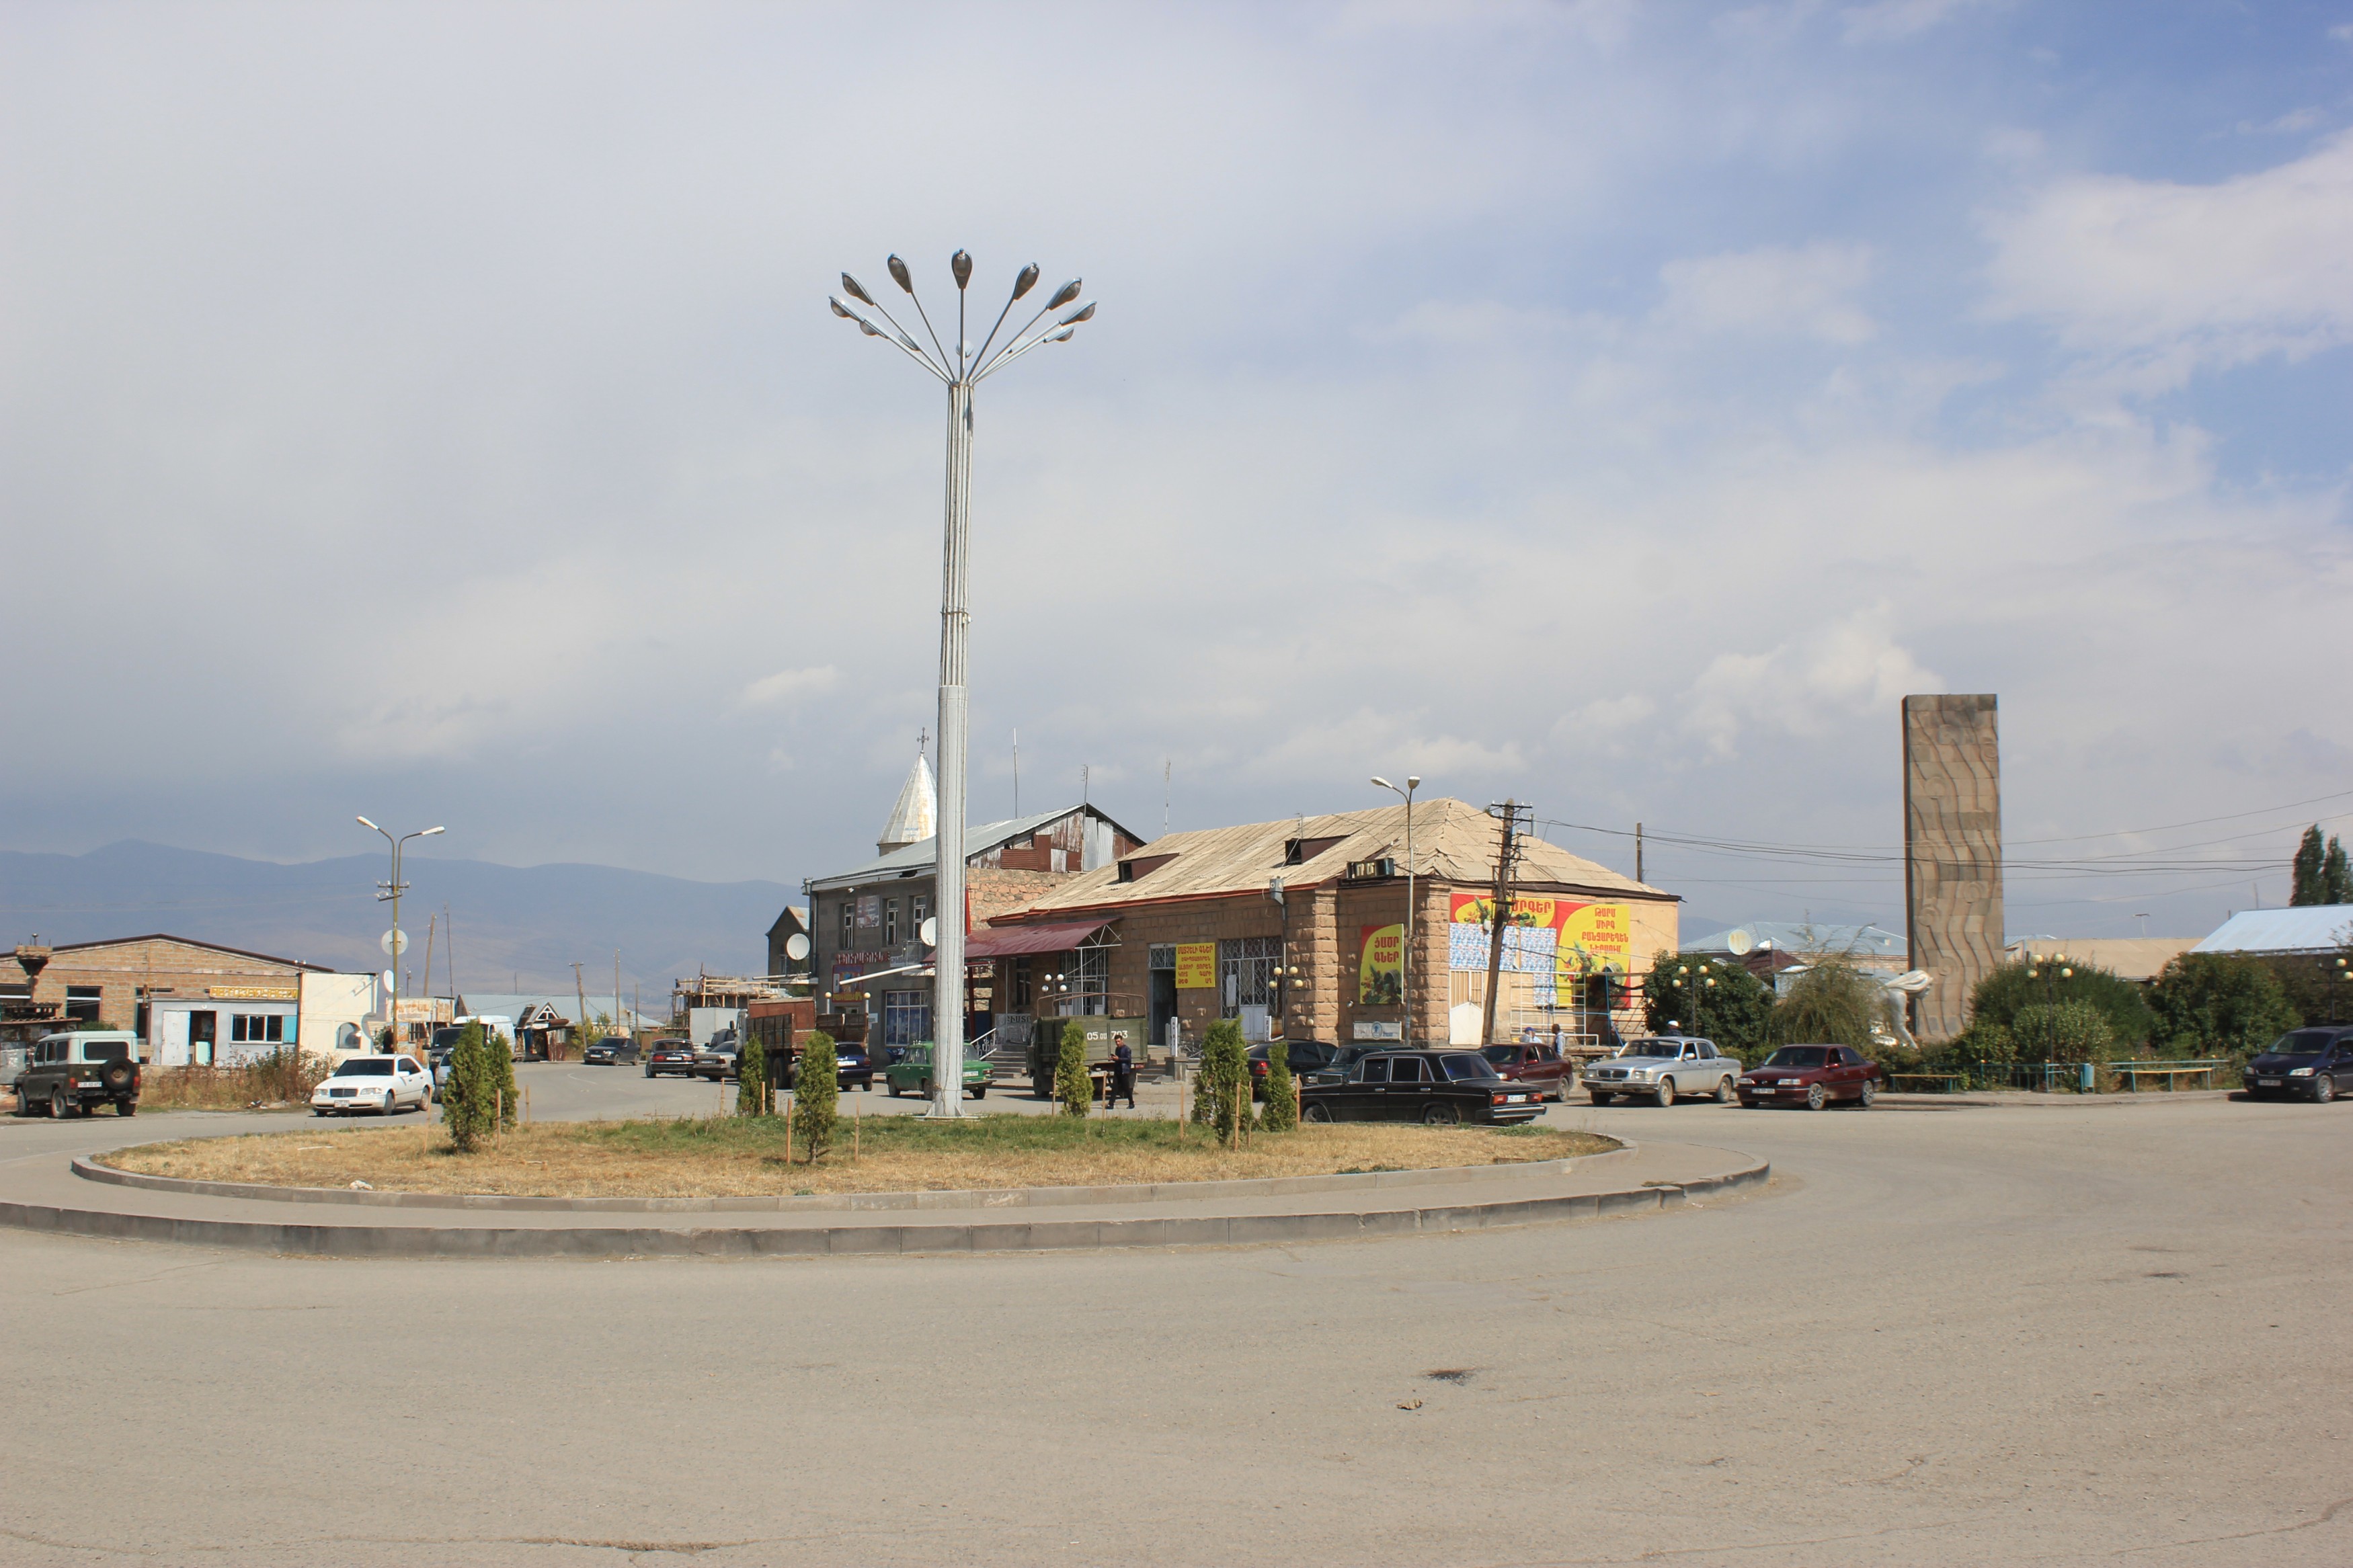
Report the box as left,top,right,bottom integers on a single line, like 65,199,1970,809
333,1059,395,1077
1441,1054,1497,1081
79,1041,131,1062
1619,1040,1676,1059
1763,1048,1831,1069
2266,1030,2334,1057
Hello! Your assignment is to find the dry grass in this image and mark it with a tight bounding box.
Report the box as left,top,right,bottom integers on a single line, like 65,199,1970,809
136,1053,329,1112
101,1114,1617,1198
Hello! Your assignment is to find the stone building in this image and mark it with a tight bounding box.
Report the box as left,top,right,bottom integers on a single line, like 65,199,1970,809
1902,694,2003,1040
982,798,1678,1055
0,935,377,1064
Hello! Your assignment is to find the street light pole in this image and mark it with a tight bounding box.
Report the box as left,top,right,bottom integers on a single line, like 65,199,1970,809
358,818,443,1049
1371,776,1421,1044
832,253,1094,1118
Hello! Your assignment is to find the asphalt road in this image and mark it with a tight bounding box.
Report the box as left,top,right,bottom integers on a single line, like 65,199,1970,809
2,1085,2346,1567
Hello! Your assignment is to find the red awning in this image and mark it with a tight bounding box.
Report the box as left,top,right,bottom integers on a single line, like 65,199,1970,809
961,919,1114,960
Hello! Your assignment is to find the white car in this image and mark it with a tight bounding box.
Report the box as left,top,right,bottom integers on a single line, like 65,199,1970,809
311,1055,432,1116
1583,1037,1742,1108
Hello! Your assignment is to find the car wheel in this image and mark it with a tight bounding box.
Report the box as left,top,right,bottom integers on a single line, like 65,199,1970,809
1856,1079,1877,1109
887,1081,902,1098
1303,1102,1333,1122
2317,1076,2337,1104
313,1107,329,1116
117,1098,136,1116
1422,1102,1461,1126
1714,1076,1736,1104
1805,1083,1827,1110
1653,1078,1675,1108
52,1088,71,1119
1589,1091,1613,1106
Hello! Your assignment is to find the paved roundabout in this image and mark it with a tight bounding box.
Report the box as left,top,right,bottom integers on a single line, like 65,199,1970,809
2,1067,2346,1568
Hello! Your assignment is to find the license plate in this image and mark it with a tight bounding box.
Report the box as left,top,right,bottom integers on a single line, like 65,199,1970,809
2258,1078,2280,1087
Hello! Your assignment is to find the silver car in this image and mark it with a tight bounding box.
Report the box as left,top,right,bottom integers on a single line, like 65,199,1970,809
1584,1037,1741,1107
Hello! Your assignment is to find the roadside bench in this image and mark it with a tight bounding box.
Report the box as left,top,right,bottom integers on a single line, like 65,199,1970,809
2112,1061,2223,1092
1887,1073,1966,1094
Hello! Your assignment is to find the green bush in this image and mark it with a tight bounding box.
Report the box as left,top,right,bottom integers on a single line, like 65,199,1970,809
1767,960,1886,1053
1640,954,1771,1063
1054,1020,1092,1119
2009,1001,2115,1064
736,1028,770,1116
1260,1040,1298,1132
1197,1019,1252,1142
490,1030,518,1127
795,1031,838,1159
440,1022,496,1153
1942,1021,2015,1068
1969,960,2153,1048
2148,954,2301,1061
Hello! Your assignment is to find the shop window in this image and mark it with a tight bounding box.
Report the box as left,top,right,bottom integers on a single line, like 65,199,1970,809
231,1014,286,1044
65,985,102,1023
1069,944,1109,1016
1218,938,1280,1019
882,990,930,1048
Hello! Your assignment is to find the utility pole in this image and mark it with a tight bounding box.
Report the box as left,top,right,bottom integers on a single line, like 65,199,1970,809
614,950,623,1041
1635,822,1644,885
1481,800,1531,1046
572,962,589,1059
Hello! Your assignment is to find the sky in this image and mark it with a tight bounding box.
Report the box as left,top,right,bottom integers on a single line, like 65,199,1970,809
3,0,2351,944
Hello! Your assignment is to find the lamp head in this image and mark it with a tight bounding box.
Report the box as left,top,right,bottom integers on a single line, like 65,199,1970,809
840,274,874,306
423,826,446,837
1371,776,1394,791
1062,301,1096,324
1406,776,1420,790
1012,263,1040,299
951,250,972,290
356,815,378,831
1047,279,1081,309
887,255,914,294
829,296,853,318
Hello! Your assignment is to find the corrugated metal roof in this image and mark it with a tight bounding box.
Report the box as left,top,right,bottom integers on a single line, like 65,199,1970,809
1002,798,1667,918
809,804,1115,890
1685,921,1905,958
2192,905,2353,956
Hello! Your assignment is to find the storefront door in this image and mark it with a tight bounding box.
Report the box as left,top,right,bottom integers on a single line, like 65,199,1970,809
187,1010,216,1066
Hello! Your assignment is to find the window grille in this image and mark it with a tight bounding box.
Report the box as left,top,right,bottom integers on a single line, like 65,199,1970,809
1218,936,1281,1018
1147,944,1176,970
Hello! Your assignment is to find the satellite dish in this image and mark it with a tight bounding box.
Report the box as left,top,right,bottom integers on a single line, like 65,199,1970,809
381,970,396,990
784,933,811,962
1724,928,1754,956
381,930,409,956
920,916,939,947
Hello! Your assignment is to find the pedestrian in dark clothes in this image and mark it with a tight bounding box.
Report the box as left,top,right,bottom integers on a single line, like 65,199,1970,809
1111,1036,1136,1110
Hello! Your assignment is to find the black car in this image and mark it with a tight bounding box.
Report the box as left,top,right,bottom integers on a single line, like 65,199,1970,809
779,1040,875,1093
1306,1042,1392,1087
1247,1040,1339,1100
2243,1026,2353,1102
583,1036,639,1066
1300,1048,1546,1126
642,1040,700,1079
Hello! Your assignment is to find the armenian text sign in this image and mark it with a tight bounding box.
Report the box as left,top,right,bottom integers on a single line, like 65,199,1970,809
1357,923,1404,1004
1174,942,1218,990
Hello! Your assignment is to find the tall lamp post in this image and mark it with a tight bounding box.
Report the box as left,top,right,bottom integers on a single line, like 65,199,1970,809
358,818,444,1048
831,252,1095,1117
1370,776,1421,1044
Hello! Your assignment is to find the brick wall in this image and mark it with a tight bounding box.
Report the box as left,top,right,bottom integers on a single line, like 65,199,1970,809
1,938,310,1033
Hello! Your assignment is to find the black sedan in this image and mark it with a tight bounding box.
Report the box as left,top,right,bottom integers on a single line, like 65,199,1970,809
582,1036,639,1066
2243,1027,2353,1102
641,1040,701,1079
782,1041,875,1093
1300,1049,1546,1126
1248,1040,1340,1099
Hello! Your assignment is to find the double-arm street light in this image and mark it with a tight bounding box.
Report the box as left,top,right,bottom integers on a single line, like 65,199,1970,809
831,252,1095,1117
358,817,444,1048
1370,776,1421,1044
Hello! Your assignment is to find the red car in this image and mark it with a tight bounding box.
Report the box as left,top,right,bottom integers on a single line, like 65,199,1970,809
1737,1044,1880,1110
1479,1044,1577,1102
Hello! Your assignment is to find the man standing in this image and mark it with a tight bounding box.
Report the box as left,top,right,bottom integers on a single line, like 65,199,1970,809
1110,1034,1136,1110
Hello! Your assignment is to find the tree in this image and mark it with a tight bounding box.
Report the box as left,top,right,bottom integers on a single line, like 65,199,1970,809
1944,1020,2014,1067
1968,960,2153,1049
489,1028,519,1128
1259,1039,1298,1132
795,1031,838,1159
2325,837,2353,905
1054,1020,1092,1119
1767,960,1888,1053
1639,954,1771,1063
2148,954,2300,1060
2290,825,2327,905
736,1024,770,1116
2009,1001,2115,1064
440,1021,496,1153
1196,1019,1251,1144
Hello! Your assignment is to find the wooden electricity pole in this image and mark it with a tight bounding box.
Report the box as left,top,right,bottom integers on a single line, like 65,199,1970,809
1480,800,1531,1046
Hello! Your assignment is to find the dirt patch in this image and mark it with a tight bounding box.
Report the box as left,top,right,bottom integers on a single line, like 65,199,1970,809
99,1115,1616,1198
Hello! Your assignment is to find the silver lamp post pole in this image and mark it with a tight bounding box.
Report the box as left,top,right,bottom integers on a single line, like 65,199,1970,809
1370,776,1420,1044
358,818,444,1048
832,253,1094,1117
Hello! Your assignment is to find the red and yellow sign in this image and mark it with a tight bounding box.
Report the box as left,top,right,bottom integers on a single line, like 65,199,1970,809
1174,942,1218,991
1449,893,1631,985
1357,923,1403,1004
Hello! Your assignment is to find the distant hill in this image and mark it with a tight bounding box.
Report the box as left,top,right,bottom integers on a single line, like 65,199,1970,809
0,841,791,997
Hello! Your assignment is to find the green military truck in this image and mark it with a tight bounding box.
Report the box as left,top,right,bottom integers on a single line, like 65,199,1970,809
13,1030,143,1118
1021,1016,1149,1100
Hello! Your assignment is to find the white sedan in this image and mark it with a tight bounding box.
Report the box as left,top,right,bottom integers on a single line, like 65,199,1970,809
311,1055,432,1116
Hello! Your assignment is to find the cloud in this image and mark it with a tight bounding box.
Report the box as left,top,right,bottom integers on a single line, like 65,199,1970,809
1681,607,1943,758
1983,129,2353,388
740,666,840,709
1655,243,1877,344
1840,0,1996,44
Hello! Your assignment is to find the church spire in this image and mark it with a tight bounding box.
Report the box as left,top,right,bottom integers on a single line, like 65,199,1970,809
877,736,938,856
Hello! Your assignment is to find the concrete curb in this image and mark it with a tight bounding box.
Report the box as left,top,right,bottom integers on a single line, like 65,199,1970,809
73,1143,1636,1213
3,1157,1767,1259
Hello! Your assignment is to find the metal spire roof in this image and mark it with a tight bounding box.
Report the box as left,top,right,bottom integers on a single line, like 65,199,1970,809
877,751,937,856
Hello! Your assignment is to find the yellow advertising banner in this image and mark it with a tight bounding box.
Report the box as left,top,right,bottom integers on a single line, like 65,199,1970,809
1174,942,1218,990
1357,923,1403,1004
208,985,299,1001
1447,893,1631,987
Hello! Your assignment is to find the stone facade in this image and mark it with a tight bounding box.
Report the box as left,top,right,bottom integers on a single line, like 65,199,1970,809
1903,694,2004,1041
0,936,319,1036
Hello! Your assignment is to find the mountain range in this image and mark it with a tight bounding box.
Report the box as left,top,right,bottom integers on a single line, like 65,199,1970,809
0,841,792,998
